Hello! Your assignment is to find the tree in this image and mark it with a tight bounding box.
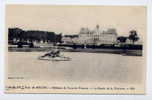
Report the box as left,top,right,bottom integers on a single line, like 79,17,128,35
8,28,23,43
117,36,127,44
128,30,139,44
56,33,62,43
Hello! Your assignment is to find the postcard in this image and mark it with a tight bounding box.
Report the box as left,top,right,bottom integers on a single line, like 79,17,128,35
5,5,146,94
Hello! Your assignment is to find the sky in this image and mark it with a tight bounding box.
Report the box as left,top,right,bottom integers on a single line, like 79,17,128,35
6,5,146,41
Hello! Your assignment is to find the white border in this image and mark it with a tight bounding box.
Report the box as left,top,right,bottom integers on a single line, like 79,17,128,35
5,0,149,5
0,0,152,100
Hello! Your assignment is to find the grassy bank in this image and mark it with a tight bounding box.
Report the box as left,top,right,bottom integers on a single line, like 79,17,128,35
8,46,142,56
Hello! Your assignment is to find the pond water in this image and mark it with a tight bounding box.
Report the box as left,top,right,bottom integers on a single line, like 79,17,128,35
7,52,144,83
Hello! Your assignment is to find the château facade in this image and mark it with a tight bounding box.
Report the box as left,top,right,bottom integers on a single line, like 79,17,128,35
78,25,118,45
